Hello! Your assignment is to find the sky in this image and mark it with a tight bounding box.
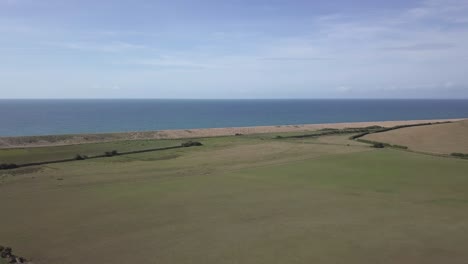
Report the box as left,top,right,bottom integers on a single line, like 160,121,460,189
1,0,468,99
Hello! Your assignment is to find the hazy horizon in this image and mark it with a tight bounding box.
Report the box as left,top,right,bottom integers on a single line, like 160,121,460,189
2,99,468,136
2,98,468,100
1,0,468,99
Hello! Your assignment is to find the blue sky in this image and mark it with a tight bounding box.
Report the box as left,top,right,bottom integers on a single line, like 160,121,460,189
1,0,468,98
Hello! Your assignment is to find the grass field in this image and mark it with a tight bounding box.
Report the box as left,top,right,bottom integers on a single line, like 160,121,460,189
363,120,468,154
0,138,185,164
1,131,468,264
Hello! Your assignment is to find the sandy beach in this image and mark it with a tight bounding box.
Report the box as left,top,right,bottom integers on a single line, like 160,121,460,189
0,118,465,149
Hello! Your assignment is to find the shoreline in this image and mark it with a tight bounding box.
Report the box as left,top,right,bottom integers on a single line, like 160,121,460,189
0,118,465,149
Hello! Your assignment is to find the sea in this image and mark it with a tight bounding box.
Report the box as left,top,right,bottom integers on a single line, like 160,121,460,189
1,99,468,137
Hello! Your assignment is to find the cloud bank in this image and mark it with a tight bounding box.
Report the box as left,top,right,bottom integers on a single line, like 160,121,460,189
0,0,467,98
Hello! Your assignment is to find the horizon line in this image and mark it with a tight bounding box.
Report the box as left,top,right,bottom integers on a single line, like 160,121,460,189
1,98,468,100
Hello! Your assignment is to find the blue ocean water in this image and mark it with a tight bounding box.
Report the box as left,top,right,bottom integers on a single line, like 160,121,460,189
0,99,467,137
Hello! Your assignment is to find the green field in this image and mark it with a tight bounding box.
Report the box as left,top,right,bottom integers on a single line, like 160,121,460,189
1,132,468,264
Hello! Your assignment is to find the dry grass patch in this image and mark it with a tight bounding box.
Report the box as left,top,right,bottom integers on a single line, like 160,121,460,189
362,120,468,154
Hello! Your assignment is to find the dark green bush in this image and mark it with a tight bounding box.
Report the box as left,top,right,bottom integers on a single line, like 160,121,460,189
365,125,384,129
0,163,18,170
373,143,385,148
349,132,369,140
181,141,203,147
104,150,119,157
451,153,468,158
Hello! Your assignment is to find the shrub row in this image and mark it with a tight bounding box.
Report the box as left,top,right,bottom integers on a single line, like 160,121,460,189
451,153,468,158
373,143,386,148
371,142,408,149
357,139,409,150
349,132,369,140
104,150,119,157
350,121,451,141
348,122,453,152
364,125,384,129
276,127,380,140
75,154,88,160
392,145,409,150
181,141,203,147
318,128,339,131
0,163,18,170
1,142,204,171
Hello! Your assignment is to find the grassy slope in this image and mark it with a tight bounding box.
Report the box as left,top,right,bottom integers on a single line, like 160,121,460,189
0,138,186,164
1,134,468,264
0,132,318,164
363,120,468,154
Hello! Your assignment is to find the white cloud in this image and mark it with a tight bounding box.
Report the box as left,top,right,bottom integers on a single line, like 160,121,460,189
45,41,145,53
337,86,352,93
404,0,468,22
132,57,216,69
2,0,468,98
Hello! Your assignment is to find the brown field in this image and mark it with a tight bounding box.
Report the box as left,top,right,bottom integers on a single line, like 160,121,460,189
0,118,463,149
363,119,468,154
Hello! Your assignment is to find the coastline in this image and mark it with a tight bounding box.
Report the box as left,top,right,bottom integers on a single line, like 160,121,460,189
0,118,465,149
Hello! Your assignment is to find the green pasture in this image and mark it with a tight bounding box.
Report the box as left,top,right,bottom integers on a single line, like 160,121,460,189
1,133,467,264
